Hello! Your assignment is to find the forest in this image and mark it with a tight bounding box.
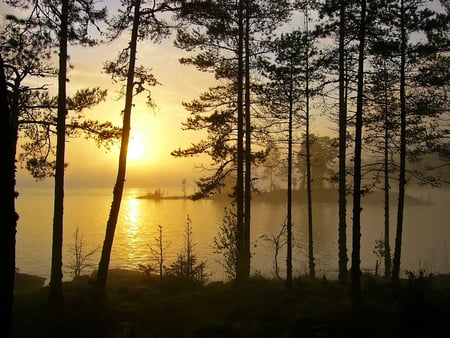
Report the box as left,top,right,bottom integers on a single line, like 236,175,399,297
1,0,449,337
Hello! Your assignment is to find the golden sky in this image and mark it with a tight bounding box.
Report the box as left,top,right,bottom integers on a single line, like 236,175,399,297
7,0,332,191
59,34,215,190
12,6,216,190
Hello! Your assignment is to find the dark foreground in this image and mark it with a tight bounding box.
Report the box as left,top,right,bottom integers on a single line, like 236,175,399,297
12,270,450,338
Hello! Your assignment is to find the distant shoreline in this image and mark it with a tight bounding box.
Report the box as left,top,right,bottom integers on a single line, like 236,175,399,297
135,187,434,205
136,194,190,200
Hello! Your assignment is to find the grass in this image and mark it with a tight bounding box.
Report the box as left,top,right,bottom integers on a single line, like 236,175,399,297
12,269,450,338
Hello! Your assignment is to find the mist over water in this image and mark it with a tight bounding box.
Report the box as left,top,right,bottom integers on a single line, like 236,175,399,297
15,185,450,283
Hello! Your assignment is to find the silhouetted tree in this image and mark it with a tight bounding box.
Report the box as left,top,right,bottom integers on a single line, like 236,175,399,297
298,4,319,280
0,10,121,327
350,0,366,303
336,0,350,285
1,16,120,179
166,215,208,284
173,0,291,281
260,222,287,279
258,28,308,286
361,0,449,280
138,225,170,283
49,0,69,306
0,53,18,338
365,57,399,279
392,0,450,283
3,0,108,306
297,135,338,190
257,2,323,282
213,204,238,280
317,0,360,283
181,178,187,198
0,13,51,336
96,0,175,290
237,0,246,282
260,143,282,192
66,228,99,278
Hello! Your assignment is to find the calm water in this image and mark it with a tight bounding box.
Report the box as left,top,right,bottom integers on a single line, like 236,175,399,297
15,185,450,283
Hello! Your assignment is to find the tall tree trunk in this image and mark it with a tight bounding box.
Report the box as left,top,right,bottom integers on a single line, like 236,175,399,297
383,63,392,279
235,0,245,283
392,0,406,284
96,0,141,289
0,54,19,338
243,0,251,279
351,0,366,302
286,62,293,288
305,11,315,279
338,0,348,283
49,0,69,306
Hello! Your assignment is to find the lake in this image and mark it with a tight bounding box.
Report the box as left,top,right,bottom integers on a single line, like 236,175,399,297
15,185,450,283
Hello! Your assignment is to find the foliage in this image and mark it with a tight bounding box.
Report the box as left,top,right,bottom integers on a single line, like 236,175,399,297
399,269,438,322
172,0,291,199
212,204,238,280
166,215,208,284
171,85,238,199
373,238,388,277
11,272,450,338
17,87,122,180
96,0,180,290
138,225,169,282
259,144,282,192
0,13,122,181
65,228,99,278
102,0,177,107
297,135,338,190
260,222,287,279
140,189,165,200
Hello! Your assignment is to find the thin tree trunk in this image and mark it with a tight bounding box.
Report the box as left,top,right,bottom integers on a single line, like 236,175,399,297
351,0,366,302
393,0,406,284
49,0,68,306
96,0,141,289
338,0,348,283
0,54,19,338
243,0,251,279
235,0,245,283
158,225,163,283
186,215,193,278
305,11,315,279
286,62,293,288
383,63,392,279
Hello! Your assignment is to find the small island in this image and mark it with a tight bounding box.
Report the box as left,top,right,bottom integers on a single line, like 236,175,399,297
136,188,190,200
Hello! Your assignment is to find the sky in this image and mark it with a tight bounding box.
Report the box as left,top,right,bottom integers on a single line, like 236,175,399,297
59,34,216,191
4,0,331,192
6,0,217,191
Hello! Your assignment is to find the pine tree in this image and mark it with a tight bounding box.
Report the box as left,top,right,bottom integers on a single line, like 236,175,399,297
4,0,108,306
96,0,176,290
173,0,291,281
0,53,18,338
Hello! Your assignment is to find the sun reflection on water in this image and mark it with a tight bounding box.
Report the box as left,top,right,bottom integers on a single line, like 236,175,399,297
123,198,141,261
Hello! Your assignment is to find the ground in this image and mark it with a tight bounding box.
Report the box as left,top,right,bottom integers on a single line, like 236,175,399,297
12,269,450,338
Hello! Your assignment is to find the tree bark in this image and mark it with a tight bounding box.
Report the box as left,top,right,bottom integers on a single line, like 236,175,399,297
286,61,293,288
0,53,19,338
96,0,141,289
338,0,348,283
305,11,315,280
392,0,406,284
351,0,366,302
235,0,246,283
243,0,251,280
383,63,392,279
49,0,69,306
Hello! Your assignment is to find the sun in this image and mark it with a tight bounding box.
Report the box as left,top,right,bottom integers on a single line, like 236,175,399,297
127,132,146,161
